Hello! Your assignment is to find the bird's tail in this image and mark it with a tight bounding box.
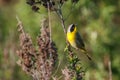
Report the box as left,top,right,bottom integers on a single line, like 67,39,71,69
80,49,92,61
80,49,97,68
86,53,92,61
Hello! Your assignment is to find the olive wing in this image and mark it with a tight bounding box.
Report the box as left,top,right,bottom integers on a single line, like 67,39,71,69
75,32,85,50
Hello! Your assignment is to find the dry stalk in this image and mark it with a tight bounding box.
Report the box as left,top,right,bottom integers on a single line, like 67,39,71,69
16,17,58,80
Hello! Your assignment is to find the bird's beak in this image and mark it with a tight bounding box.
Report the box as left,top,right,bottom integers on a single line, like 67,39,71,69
75,24,77,26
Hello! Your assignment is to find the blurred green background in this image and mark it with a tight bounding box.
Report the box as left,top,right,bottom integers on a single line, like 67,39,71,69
0,0,120,80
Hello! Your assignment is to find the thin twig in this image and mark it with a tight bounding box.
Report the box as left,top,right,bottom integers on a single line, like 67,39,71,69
55,1,72,53
108,60,112,80
16,16,25,35
64,3,76,21
55,7,66,35
52,59,61,76
47,2,52,42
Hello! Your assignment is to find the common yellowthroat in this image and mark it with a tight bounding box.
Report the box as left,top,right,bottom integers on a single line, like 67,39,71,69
67,24,91,60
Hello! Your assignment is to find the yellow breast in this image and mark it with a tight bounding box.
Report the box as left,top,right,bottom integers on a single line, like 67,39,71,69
67,32,77,48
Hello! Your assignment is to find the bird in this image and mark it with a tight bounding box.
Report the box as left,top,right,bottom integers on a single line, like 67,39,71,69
67,24,92,60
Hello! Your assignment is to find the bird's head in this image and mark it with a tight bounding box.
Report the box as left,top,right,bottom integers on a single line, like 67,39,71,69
67,24,77,33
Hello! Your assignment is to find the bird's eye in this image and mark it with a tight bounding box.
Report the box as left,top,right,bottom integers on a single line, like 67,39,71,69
70,24,75,32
